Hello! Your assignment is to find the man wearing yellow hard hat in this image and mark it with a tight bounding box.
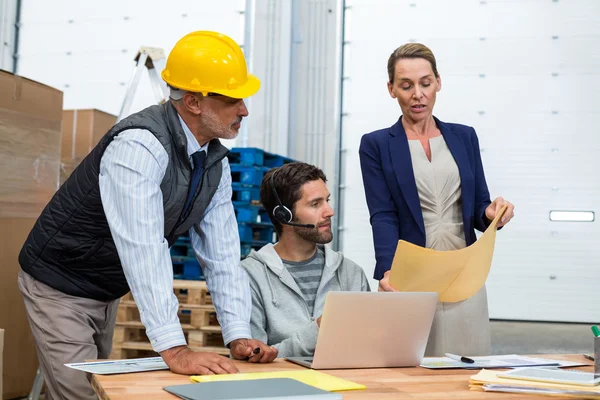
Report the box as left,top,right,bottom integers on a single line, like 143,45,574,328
18,31,276,399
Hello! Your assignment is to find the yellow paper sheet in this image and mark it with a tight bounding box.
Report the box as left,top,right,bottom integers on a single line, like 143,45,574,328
190,369,366,392
470,369,600,395
389,205,507,303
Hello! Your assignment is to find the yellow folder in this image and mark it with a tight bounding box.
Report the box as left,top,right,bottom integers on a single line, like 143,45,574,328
190,369,366,392
389,205,507,303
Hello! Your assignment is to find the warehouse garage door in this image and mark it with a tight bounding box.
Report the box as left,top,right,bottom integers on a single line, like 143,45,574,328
340,0,600,322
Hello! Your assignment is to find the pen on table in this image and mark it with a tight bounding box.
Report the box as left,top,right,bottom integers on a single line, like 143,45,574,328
246,347,261,360
592,325,600,337
445,353,475,364
583,354,595,362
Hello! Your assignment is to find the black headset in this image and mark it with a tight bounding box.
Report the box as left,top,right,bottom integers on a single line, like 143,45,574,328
270,170,315,229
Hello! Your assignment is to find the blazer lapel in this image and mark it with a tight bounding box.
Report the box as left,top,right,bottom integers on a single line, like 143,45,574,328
388,118,425,235
435,117,474,227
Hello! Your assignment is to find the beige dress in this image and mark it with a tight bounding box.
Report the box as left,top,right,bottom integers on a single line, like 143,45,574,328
408,136,491,357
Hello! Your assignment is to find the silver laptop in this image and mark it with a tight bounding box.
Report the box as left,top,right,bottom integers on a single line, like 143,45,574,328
286,291,437,369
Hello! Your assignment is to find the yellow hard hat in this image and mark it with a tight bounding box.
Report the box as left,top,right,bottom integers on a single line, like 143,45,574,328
161,31,260,99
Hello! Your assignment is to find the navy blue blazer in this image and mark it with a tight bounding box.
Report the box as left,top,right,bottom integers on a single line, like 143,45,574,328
359,116,492,280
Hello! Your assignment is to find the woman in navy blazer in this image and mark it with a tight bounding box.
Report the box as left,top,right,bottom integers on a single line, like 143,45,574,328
359,43,514,356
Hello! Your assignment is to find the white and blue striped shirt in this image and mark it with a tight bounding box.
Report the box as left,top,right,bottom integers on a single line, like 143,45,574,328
99,115,251,353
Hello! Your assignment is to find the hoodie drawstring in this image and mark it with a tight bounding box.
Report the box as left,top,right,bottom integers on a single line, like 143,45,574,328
335,268,344,291
263,262,279,307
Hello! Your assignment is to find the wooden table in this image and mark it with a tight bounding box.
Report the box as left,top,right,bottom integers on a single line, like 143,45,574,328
92,354,593,399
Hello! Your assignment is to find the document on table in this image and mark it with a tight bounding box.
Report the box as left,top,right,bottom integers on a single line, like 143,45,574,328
420,354,586,369
389,205,507,303
470,369,600,398
191,369,366,392
65,356,169,374
165,378,343,400
481,385,600,398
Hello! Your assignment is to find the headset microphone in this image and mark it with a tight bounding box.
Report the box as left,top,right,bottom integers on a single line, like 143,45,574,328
270,171,316,230
281,221,315,229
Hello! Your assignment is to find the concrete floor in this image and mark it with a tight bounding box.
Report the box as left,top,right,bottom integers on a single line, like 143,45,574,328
491,320,595,355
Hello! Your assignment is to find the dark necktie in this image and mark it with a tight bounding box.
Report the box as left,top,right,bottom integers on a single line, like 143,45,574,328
183,150,207,214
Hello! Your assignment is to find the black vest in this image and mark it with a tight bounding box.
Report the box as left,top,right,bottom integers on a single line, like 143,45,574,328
19,102,229,301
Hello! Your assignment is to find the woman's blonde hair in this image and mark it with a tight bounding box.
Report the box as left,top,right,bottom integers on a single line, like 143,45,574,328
387,43,439,83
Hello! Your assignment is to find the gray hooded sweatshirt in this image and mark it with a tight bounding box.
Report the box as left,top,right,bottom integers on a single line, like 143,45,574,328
241,243,370,357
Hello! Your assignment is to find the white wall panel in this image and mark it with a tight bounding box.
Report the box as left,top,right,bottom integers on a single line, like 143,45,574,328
248,0,343,248
341,0,600,321
17,0,245,135
0,0,18,71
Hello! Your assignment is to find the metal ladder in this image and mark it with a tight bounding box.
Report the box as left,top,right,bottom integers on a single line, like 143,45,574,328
27,368,44,400
118,46,169,121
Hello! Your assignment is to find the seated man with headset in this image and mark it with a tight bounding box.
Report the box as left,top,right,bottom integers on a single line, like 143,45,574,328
241,162,370,358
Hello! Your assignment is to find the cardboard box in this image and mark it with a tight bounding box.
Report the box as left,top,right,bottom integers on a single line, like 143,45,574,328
0,70,62,399
0,70,62,219
0,328,4,397
61,109,116,162
59,109,116,184
0,219,41,399
60,158,80,186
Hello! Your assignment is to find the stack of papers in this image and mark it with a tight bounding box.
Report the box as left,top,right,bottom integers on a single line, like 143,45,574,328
470,370,600,398
420,354,585,369
191,369,365,392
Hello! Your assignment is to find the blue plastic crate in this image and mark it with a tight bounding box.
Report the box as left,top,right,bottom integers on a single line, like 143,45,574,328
228,147,265,167
263,152,295,168
240,241,269,259
172,256,204,280
238,223,276,243
241,243,251,258
228,147,296,168
231,183,261,203
234,205,272,224
230,165,270,186
170,237,194,257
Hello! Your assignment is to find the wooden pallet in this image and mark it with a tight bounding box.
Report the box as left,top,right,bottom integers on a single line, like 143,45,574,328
110,280,228,359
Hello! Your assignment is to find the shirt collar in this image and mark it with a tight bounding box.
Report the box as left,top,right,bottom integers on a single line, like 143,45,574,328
177,114,208,159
